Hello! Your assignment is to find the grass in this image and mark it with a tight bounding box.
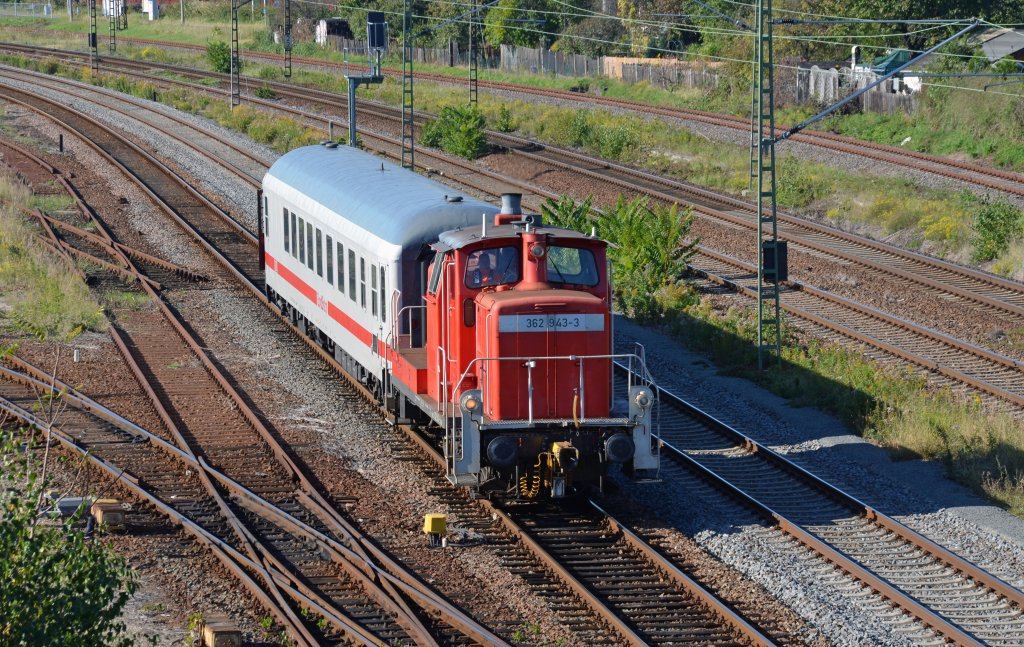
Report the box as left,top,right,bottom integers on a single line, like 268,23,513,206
0,173,105,340
669,296,1024,517
102,289,150,310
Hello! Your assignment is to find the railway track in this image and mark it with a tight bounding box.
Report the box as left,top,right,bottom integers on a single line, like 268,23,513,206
0,80,782,645
7,66,1023,413
627,366,1024,646
7,49,1024,326
9,65,1024,415
0,112,507,646
6,50,1024,646
5,36,1022,197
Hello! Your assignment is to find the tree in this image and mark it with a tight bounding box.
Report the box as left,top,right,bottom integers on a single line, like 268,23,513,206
0,428,137,646
483,0,561,48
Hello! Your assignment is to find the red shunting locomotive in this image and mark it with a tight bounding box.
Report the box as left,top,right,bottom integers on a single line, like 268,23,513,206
262,144,658,499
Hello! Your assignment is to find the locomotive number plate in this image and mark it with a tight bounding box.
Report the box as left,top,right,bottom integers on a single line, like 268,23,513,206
498,314,604,332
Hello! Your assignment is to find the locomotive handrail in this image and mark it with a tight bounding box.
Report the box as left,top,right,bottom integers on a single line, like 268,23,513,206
392,304,426,350
450,353,657,418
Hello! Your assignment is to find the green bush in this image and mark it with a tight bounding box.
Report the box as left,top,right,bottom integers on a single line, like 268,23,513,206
0,430,137,645
568,110,592,147
543,194,699,320
494,104,516,133
970,197,1024,262
254,85,277,99
206,41,232,74
420,105,488,160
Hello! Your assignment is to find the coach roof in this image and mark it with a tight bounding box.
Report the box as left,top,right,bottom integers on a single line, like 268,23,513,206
264,145,500,247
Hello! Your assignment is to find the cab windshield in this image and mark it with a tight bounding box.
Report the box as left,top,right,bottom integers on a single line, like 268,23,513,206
546,246,599,286
465,246,520,288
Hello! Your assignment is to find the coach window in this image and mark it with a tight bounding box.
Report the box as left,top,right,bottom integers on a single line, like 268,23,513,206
282,208,290,253
315,229,324,277
465,246,519,288
379,266,387,323
306,223,314,271
326,236,334,285
291,212,298,258
371,264,378,317
546,246,599,287
348,250,357,300
297,216,306,264
337,242,345,293
360,257,367,309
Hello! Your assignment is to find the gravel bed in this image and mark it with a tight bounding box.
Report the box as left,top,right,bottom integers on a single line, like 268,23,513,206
13,69,1024,644
613,316,1024,636
0,66,263,229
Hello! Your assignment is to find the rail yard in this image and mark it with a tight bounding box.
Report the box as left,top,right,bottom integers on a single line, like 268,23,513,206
2,6,1024,646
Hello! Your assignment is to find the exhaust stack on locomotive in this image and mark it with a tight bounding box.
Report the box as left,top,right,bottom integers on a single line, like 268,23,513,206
261,145,659,500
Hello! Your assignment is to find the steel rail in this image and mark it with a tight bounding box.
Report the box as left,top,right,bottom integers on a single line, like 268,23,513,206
0,383,398,647
6,61,1015,642
614,360,1024,645
0,359,509,647
11,70,1021,414
689,247,1024,407
5,35,1021,196
17,51,1018,328
0,86,508,646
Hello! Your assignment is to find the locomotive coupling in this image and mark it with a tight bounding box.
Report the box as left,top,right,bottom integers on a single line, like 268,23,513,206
551,441,580,472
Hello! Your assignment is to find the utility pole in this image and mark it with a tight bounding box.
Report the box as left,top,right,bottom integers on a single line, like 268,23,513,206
108,0,116,53
89,0,98,73
283,0,291,77
753,0,783,369
120,0,126,30
180,0,184,24
401,0,414,169
230,1,249,107
468,0,479,104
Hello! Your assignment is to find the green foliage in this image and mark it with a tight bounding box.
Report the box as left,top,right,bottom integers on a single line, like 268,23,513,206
205,40,232,74
969,197,1024,263
483,0,560,47
420,105,489,160
0,176,105,340
543,194,699,320
254,84,277,100
0,430,137,645
494,104,516,133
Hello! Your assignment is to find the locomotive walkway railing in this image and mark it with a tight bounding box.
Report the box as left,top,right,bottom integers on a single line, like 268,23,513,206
452,352,656,426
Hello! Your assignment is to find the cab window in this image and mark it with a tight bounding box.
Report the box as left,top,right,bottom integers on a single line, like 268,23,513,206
465,246,519,289
546,246,599,287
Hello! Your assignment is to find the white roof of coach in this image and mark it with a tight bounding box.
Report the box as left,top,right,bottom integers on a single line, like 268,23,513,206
264,145,500,251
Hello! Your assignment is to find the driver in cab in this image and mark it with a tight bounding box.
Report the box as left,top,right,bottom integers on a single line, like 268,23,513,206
472,252,499,287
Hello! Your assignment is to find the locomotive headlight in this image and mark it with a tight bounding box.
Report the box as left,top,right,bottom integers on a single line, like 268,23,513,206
633,389,653,409
529,243,546,259
460,392,481,413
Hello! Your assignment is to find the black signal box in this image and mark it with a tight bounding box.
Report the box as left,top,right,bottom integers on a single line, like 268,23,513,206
762,240,788,283
367,12,387,51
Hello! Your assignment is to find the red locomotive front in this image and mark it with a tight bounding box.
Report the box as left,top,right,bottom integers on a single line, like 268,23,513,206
398,194,658,499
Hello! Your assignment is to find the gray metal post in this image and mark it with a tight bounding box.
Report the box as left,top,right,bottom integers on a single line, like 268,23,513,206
347,78,357,146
